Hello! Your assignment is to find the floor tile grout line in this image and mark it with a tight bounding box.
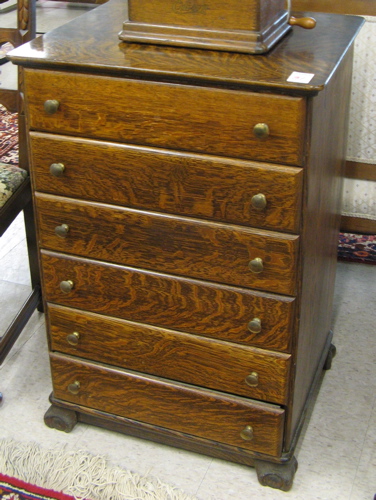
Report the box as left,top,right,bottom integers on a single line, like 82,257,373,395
0,277,31,287
193,457,213,499
0,237,26,259
0,312,45,367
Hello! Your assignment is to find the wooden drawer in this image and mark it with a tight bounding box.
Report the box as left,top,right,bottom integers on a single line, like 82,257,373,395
41,251,295,352
48,304,291,404
25,69,306,166
30,133,303,233
50,352,285,456
36,194,299,295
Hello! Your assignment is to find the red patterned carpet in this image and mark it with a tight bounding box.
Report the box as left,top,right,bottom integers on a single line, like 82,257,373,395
0,105,374,264
0,474,79,500
338,232,376,265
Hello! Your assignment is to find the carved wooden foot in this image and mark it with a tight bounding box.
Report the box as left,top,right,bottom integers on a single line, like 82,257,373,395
44,404,78,433
254,456,298,491
323,343,337,370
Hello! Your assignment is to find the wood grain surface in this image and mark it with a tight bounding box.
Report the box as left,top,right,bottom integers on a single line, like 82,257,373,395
128,0,285,31
50,352,285,456
36,193,299,295
30,132,303,233
48,303,291,404
9,2,363,94
8,0,363,468
121,0,289,54
41,251,295,352
293,0,375,16
25,69,306,166
285,46,355,447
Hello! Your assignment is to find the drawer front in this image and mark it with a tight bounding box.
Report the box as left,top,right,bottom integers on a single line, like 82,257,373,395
48,304,291,404
25,69,306,166
41,251,295,352
30,133,303,233
50,353,285,456
36,194,299,295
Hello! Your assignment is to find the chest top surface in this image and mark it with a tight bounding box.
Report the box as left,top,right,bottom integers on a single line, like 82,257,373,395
9,0,363,94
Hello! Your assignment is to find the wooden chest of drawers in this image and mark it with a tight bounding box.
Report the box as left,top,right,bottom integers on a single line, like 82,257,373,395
9,1,363,491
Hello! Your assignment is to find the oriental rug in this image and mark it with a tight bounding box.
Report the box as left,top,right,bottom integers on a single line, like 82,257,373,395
337,232,376,265
0,439,197,500
0,105,18,165
0,473,78,500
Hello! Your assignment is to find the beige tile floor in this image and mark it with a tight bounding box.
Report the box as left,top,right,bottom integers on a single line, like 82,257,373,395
1,4,376,498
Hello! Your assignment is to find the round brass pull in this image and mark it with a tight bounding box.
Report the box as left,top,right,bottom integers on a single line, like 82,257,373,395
251,193,267,210
60,280,74,294
248,317,262,334
249,258,264,274
50,163,65,177
66,332,80,346
44,99,60,115
67,381,80,395
240,425,254,441
288,16,316,29
253,123,269,139
245,372,259,387
55,224,69,238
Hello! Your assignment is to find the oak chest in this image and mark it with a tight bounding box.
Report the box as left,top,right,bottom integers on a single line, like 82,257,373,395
9,2,363,491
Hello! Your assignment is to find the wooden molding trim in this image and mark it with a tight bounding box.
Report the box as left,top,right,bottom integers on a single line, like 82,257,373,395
345,161,376,181
341,161,376,234
340,215,376,234
292,0,376,17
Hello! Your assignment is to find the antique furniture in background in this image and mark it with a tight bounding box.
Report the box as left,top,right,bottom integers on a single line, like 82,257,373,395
9,0,363,490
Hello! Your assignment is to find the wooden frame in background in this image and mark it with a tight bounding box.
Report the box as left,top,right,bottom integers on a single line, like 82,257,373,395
293,0,376,233
292,0,376,17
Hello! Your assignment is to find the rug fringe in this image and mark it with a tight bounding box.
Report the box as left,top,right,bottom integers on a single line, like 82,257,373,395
0,439,198,500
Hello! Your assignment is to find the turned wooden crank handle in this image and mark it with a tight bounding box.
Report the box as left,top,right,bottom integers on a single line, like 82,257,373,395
288,16,316,29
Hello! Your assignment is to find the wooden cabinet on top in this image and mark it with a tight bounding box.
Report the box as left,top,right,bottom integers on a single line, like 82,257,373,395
9,0,363,491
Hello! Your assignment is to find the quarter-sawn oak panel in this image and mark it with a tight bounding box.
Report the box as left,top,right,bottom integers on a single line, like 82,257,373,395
50,352,285,456
36,194,299,296
30,132,303,233
41,251,295,352
25,69,306,166
48,303,291,404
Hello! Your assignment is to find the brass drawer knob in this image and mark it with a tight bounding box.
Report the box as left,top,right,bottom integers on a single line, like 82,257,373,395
60,280,74,293
251,193,267,210
248,317,262,334
66,332,80,346
50,163,65,177
249,258,264,274
55,224,69,238
253,123,269,139
67,381,80,395
44,99,60,115
240,425,254,441
245,372,259,387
